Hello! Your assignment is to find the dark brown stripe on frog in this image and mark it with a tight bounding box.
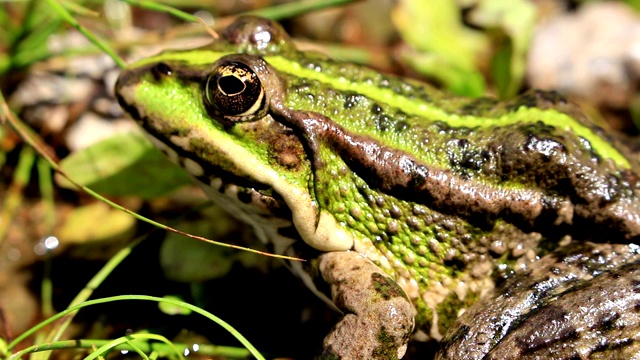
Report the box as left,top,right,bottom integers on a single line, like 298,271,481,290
271,106,563,230
272,106,640,237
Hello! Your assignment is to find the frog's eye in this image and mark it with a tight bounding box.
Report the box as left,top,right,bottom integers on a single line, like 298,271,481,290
204,61,266,122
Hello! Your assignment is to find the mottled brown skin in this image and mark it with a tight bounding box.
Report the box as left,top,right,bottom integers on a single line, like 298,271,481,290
437,242,640,359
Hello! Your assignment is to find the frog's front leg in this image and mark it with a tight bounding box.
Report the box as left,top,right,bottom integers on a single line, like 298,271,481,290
316,251,416,360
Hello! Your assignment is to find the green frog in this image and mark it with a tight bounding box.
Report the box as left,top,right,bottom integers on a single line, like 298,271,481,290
115,16,640,359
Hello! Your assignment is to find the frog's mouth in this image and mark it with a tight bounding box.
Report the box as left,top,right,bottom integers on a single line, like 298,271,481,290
143,130,293,223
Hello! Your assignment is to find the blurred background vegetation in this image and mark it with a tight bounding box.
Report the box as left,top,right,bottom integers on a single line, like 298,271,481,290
2,1,640,359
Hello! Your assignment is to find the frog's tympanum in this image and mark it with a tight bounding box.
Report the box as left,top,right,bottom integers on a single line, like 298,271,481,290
116,17,640,359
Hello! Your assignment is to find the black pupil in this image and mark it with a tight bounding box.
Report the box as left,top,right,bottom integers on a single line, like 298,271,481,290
203,60,265,119
218,75,246,96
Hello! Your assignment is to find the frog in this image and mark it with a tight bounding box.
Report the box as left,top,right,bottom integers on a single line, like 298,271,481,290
115,16,640,359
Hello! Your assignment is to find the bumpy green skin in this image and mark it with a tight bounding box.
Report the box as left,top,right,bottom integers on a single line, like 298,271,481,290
116,17,640,359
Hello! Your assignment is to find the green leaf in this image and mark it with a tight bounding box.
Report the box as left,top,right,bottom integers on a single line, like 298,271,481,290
392,0,536,98
57,132,192,198
392,0,488,96
468,0,536,98
0,332,8,355
161,232,236,282
159,207,243,282
57,201,136,245
624,0,640,13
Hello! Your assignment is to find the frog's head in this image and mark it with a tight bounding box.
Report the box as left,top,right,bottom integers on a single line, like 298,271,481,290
115,17,354,252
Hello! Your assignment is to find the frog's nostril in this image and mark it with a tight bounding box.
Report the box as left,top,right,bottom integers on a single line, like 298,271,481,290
151,62,173,80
